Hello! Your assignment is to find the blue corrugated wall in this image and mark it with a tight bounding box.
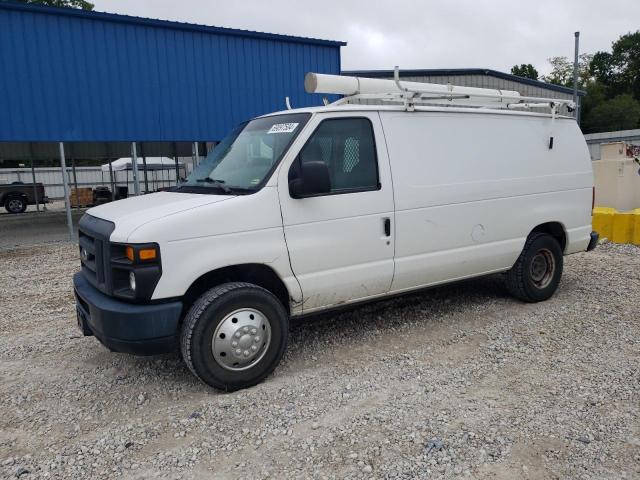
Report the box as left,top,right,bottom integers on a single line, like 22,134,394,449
0,3,343,142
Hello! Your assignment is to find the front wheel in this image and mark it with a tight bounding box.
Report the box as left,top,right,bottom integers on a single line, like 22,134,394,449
505,233,563,302
180,282,289,391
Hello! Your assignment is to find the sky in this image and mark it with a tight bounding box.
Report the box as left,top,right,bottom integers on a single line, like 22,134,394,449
91,0,639,76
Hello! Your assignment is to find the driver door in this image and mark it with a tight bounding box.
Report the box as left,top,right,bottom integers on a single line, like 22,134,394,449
277,112,395,313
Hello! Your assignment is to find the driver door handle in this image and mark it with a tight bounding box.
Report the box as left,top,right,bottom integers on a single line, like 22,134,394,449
383,217,391,237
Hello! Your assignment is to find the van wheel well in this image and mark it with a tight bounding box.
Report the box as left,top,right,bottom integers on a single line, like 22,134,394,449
181,264,290,317
531,222,566,252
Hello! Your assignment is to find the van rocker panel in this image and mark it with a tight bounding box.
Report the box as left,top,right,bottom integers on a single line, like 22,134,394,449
73,273,182,355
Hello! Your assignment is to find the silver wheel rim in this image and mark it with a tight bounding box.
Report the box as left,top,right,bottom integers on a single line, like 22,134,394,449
8,199,23,212
530,248,555,289
212,308,271,371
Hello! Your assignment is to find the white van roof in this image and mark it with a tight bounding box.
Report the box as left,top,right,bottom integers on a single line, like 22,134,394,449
260,104,576,120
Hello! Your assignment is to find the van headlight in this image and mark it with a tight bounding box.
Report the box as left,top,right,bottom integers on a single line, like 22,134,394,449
129,271,136,292
110,243,162,301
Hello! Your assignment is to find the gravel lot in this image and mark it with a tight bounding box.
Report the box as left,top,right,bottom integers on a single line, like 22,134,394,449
0,212,84,250
1,241,638,479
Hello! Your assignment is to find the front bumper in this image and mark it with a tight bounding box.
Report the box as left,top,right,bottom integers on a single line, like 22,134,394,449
73,272,182,355
587,231,599,252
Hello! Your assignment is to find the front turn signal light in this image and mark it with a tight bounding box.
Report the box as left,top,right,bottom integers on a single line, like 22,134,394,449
123,244,158,262
139,247,158,261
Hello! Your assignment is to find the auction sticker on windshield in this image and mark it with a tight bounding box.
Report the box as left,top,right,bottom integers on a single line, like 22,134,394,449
268,123,299,134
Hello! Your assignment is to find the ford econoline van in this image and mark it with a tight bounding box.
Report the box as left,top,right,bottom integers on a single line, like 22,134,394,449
73,73,598,390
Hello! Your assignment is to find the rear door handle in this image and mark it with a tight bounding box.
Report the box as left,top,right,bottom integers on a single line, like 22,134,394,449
383,217,391,237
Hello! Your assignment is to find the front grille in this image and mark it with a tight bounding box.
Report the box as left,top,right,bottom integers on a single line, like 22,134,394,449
78,214,115,295
79,232,97,278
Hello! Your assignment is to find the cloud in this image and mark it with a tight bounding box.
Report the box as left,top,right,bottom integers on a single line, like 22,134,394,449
92,0,639,75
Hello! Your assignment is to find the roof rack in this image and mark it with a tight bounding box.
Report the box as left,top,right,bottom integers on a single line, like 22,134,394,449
305,67,576,114
304,67,573,150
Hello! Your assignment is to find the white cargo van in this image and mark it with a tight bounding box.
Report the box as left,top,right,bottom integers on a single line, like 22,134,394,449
74,72,598,390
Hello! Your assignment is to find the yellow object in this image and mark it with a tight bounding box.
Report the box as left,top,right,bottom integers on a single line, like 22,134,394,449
634,209,640,245
125,246,134,261
139,248,157,261
592,206,640,245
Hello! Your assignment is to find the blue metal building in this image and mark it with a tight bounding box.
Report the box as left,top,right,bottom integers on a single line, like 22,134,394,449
0,2,344,144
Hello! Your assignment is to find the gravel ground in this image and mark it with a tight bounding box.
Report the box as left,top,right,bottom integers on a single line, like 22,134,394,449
0,241,638,479
0,211,84,250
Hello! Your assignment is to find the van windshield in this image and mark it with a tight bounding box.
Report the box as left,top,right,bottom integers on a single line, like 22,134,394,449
176,113,311,194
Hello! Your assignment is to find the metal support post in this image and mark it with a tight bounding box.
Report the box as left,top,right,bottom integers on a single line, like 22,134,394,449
173,142,180,184
108,159,115,200
573,32,580,123
58,142,74,241
192,141,200,173
30,157,40,213
131,142,141,195
142,156,149,193
71,158,79,207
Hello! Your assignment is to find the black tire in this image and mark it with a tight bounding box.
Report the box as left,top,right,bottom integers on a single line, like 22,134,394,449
180,282,288,391
506,232,563,302
4,196,27,214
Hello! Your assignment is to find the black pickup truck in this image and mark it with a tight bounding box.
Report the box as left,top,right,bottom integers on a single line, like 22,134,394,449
0,182,48,213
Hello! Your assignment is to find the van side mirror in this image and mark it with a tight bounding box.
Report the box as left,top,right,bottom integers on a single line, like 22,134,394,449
289,161,330,198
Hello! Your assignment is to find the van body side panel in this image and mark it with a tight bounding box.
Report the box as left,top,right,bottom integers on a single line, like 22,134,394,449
125,187,301,304
380,111,592,292
565,225,593,254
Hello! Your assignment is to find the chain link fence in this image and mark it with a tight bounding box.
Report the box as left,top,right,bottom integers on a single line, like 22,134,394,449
0,160,193,200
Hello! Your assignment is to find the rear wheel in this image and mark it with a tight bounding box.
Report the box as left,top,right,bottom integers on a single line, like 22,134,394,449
180,282,288,391
4,196,27,214
506,233,563,302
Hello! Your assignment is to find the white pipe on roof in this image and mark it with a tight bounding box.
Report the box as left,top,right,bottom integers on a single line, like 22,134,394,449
304,72,521,102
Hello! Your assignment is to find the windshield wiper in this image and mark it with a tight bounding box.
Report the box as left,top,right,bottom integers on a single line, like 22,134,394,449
194,178,231,193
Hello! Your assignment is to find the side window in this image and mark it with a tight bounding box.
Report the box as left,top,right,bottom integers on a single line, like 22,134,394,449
290,118,379,194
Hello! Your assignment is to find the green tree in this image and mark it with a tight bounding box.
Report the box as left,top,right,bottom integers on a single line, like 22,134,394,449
590,32,640,98
581,30,640,132
541,54,593,88
590,51,614,85
510,64,538,80
541,56,572,86
13,0,94,10
582,94,640,133
608,31,640,100
580,80,607,129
